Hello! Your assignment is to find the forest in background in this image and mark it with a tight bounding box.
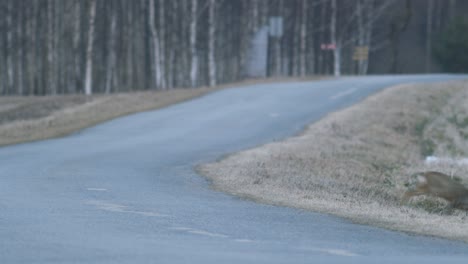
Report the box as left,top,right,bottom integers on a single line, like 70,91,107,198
0,0,464,95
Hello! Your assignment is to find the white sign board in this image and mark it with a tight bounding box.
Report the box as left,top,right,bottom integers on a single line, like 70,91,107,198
269,17,283,37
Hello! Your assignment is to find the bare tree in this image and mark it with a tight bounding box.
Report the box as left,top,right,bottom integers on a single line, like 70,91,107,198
299,0,308,76
159,0,167,89
190,0,198,87
0,0,460,95
84,0,96,95
318,0,327,74
331,0,341,76
5,0,14,94
425,0,433,73
208,0,217,87
47,0,57,94
149,0,162,89
17,2,24,95
362,0,374,74
72,0,81,93
105,1,118,93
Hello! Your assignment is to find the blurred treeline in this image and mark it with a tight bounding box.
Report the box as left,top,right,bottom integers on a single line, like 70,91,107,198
0,0,463,95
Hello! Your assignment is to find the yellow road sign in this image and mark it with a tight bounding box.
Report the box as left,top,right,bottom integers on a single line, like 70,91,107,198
353,46,369,61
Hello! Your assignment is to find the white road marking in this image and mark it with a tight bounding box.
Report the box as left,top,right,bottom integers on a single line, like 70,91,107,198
170,227,228,238
169,227,193,231
306,247,359,257
188,230,229,238
86,200,169,217
87,200,127,212
330,87,358,100
233,239,255,243
87,188,108,192
320,248,358,257
126,210,169,217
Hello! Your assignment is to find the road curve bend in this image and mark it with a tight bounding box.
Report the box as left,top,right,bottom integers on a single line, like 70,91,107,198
1,75,468,263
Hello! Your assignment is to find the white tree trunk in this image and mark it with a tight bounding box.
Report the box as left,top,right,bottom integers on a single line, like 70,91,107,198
149,0,162,89
124,0,133,90
299,0,307,76
105,3,117,94
208,0,216,87
168,0,178,88
48,0,57,94
318,1,327,74
84,0,96,95
159,0,167,89
17,4,24,95
6,1,14,94
190,0,198,88
331,0,340,77
362,0,374,75
334,43,341,77
73,0,81,93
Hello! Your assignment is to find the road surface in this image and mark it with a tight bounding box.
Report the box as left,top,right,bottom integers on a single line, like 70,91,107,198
1,75,468,263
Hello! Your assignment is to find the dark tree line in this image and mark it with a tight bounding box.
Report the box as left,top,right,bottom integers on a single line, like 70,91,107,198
0,0,461,95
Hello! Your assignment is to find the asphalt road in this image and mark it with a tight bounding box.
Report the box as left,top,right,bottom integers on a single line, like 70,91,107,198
1,75,468,263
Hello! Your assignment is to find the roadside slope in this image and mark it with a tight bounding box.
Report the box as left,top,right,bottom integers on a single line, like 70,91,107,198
199,80,468,242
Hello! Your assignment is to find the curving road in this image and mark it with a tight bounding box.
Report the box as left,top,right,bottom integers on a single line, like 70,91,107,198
1,75,468,263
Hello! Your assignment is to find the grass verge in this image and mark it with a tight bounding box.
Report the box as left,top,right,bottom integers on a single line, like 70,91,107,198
199,80,468,243
0,88,211,146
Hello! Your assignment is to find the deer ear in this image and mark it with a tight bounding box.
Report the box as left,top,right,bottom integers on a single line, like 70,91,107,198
417,174,427,184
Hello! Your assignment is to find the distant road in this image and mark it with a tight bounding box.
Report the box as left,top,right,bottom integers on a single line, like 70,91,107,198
1,75,468,263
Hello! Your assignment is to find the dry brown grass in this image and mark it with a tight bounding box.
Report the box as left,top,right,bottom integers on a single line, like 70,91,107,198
0,88,213,146
200,80,468,243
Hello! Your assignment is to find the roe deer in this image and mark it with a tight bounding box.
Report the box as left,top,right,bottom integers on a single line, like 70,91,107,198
402,171,468,210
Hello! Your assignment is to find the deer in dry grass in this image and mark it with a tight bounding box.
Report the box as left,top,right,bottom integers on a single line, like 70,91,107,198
402,171,468,210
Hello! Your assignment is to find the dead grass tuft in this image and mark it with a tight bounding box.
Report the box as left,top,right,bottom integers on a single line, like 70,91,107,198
200,80,468,243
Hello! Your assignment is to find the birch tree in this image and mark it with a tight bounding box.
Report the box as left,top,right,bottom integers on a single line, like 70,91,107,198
6,0,13,94
208,0,217,87
331,0,341,76
47,0,57,94
318,1,327,74
105,1,118,93
159,0,167,89
299,0,308,76
190,0,198,88
84,0,96,95
0,0,458,95
17,2,24,95
149,0,162,89
72,0,81,93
